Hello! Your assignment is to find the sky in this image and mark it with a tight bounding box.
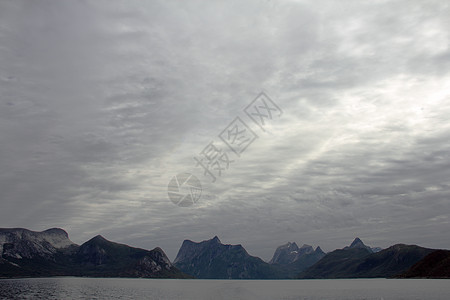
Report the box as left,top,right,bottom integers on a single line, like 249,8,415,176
1,0,450,261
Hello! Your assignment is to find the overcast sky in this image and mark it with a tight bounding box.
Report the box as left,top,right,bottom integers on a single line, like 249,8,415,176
1,0,450,261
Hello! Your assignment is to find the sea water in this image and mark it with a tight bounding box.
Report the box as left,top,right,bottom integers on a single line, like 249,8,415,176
0,277,449,300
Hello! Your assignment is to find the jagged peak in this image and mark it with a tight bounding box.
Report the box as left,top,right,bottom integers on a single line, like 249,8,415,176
315,246,325,254
278,242,299,250
179,236,221,248
344,237,373,253
89,235,108,242
194,236,222,244
211,236,221,243
181,239,195,245
289,242,299,248
350,237,364,247
152,246,164,253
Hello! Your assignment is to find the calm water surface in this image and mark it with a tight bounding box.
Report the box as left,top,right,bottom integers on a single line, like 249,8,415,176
0,277,449,300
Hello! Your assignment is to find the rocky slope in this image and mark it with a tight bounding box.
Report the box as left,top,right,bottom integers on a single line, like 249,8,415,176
397,249,450,278
0,228,187,278
268,242,326,277
0,228,76,260
298,239,435,279
70,235,187,278
174,236,282,279
269,242,316,264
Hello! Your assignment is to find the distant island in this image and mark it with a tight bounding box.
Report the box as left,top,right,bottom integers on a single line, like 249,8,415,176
1,228,448,279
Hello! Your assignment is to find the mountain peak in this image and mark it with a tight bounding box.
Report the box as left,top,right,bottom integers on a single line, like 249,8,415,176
288,242,298,248
90,235,108,243
315,246,325,254
273,242,297,251
349,237,368,249
0,227,188,279
344,237,373,253
350,237,364,247
211,236,221,243
269,242,320,265
174,236,223,265
299,244,435,279
0,227,76,257
43,228,69,236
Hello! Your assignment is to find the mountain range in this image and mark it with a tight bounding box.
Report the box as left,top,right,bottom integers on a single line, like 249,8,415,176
0,228,188,278
269,242,325,264
298,240,435,279
1,228,448,279
266,242,326,278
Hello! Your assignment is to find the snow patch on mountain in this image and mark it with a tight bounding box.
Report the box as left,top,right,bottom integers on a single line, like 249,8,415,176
0,228,76,259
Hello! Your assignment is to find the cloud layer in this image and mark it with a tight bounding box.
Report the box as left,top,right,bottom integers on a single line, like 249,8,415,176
1,0,449,260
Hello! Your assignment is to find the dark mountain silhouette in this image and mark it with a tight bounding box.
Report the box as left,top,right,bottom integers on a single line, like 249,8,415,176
2,229,445,280
298,247,372,279
268,242,325,277
299,242,435,279
174,236,282,279
0,228,188,278
70,235,187,278
344,237,373,253
269,242,323,264
269,242,301,264
397,249,450,278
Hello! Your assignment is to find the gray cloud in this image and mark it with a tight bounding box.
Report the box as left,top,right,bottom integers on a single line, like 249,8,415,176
1,0,450,261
